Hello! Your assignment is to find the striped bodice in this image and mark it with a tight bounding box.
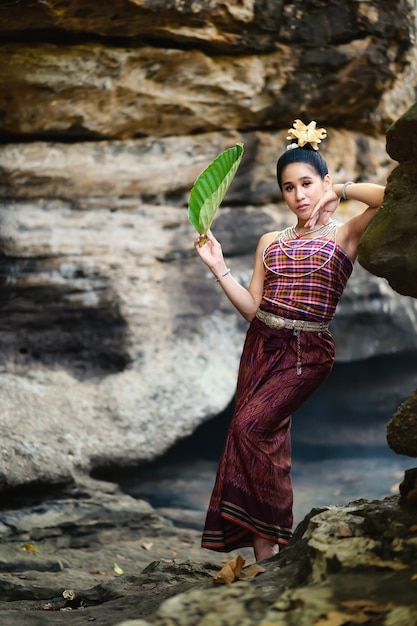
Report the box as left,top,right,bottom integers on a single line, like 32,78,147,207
261,234,353,322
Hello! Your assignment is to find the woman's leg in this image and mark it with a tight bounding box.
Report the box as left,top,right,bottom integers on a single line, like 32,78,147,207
253,534,279,561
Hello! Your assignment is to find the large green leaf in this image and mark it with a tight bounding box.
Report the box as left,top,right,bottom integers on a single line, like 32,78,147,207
188,142,244,236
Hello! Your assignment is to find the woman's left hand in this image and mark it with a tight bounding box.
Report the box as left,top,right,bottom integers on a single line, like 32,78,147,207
306,187,340,229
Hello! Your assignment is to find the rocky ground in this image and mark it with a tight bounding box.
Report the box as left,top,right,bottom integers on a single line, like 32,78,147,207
0,478,253,626
1,474,417,626
1,0,417,499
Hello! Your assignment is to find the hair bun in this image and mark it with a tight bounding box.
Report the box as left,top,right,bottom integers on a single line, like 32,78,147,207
286,119,327,151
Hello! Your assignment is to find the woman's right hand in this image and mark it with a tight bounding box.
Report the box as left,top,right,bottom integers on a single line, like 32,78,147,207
195,230,267,322
193,231,227,275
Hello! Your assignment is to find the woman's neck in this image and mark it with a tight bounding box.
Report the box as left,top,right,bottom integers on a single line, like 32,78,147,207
294,220,329,237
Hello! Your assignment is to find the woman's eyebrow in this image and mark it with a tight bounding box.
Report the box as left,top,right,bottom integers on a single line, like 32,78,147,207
283,175,313,185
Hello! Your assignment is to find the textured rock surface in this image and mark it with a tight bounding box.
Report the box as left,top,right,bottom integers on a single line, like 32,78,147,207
117,497,417,626
0,486,237,625
1,4,416,625
359,103,417,457
387,389,417,458
1,492,417,626
1,1,417,492
1,1,416,139
359,103,417,298
385,101,417,163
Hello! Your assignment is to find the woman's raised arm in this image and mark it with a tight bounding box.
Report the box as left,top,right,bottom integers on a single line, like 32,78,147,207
335,183,385,261
194,231,275,322
305,181,385,261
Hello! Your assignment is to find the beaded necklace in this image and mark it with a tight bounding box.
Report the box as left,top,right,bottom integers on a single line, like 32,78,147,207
264,219,340,278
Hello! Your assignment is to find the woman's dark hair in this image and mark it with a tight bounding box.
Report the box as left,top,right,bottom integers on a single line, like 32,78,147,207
276,145,328,191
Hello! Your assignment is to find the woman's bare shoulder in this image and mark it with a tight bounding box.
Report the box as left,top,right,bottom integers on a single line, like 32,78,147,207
258,230,281,248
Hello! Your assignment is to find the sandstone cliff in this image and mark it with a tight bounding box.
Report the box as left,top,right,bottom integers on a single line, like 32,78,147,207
1,0,417,492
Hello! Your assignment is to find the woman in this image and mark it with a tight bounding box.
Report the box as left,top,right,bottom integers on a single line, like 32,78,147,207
193,120,385,561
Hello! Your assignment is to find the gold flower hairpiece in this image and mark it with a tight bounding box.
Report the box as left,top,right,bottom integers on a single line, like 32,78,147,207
287,119,327,151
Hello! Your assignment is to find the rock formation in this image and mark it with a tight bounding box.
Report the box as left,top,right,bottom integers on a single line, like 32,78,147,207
1,3,417,625
123,496,417,626
359,103,417,299
1,0,417,492
359,102,417,458
1,491,416,626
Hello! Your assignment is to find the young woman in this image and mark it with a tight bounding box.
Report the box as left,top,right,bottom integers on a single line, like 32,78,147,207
193,120,385,561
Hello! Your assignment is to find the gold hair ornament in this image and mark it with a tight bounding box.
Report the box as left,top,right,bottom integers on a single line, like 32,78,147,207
287,119,327,151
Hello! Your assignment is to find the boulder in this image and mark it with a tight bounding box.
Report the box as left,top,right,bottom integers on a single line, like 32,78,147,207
358,102,417,458
358,160,417,298
387,389,417,458
385,101,417,163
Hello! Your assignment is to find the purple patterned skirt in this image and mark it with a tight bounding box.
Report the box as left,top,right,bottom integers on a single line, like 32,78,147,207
201,316,335,551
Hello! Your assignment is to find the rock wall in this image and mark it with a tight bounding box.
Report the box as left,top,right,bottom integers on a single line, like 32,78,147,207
1,0,417,493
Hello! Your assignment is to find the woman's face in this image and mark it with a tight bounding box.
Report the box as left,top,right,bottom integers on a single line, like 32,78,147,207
281,162,330,225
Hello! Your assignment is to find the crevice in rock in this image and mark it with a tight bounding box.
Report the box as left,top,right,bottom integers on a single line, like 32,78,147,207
0,257,131,380
0,480,76,512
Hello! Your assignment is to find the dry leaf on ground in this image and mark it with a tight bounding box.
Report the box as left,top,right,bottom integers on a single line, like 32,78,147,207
212,555,245,584
364,553,409,570
211,556,265,584
341,599,393,614
315,600,394,625
21,543,37,552
238,563,266,579
314,610,351,626
113,563,125,575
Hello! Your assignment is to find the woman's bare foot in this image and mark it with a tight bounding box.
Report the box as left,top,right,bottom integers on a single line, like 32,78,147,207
253,535,279,561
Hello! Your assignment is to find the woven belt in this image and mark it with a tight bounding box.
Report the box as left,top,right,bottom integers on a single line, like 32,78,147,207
255,308,328,333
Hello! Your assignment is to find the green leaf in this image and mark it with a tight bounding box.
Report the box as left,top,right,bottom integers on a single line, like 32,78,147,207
188,142,244,235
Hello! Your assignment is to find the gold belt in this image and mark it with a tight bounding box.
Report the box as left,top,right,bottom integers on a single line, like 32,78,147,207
255,308,328,333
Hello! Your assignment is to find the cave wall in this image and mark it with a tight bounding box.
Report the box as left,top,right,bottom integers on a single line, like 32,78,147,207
0,0,417,492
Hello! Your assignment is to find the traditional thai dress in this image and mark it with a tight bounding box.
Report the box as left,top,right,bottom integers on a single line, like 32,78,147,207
201,221,354,551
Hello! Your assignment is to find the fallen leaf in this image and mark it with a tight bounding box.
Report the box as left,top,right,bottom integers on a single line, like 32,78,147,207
314,610,350,626
239,563,265,579
212,555,245,584
315,599,395,625
364,553,409,570
21,543,37,552
113,563,125,575
341,599,392,614
409,525,417,533
141,542,154,551
62,590,76,601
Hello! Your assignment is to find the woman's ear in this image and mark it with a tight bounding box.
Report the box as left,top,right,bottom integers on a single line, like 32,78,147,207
324,173,332,189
